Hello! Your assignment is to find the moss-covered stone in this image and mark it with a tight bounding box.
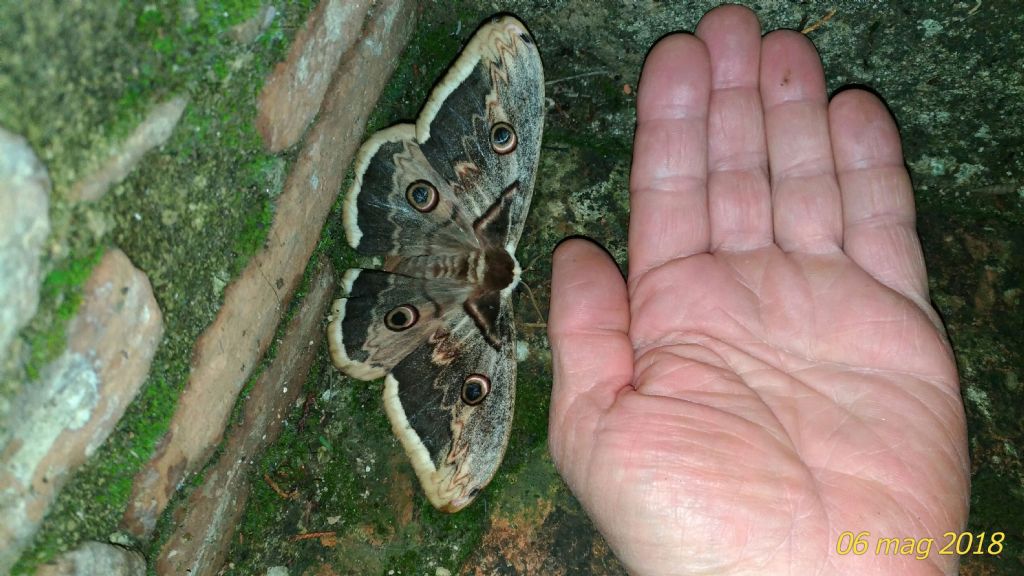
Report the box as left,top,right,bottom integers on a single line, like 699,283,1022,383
3,1,317,573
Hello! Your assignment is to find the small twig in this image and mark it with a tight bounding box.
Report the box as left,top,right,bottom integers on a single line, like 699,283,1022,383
290,531,336,542
801,8,837,34
546,70,612,86
297,389,315,432
264,473,297,500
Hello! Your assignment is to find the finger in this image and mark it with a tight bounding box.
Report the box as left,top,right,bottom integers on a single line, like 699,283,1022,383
696,5,772,251
628,34,711,282
830,89,929,303
547,239,633,466
760,31,842,253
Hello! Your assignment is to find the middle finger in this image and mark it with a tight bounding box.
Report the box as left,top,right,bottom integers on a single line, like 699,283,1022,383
697,5,773,251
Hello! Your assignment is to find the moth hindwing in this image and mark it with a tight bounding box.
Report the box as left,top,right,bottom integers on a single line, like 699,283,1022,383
327,15,544,512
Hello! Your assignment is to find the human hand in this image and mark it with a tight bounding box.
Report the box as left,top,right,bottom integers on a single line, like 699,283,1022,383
546,5,969,575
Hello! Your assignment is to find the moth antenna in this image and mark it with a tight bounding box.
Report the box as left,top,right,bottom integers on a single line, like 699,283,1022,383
521,252,544,274
518,278,547,328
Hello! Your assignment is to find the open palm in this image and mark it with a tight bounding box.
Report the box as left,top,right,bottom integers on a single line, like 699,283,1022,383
547,7,969,576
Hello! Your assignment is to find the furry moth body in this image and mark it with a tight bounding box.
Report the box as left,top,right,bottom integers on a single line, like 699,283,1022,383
327,16,544,512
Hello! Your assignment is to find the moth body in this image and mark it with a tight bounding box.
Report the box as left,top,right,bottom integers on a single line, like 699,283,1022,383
385,246,519,295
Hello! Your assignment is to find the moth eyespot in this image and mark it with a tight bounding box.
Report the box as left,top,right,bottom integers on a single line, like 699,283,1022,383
384,304,419,331
405,180,439,212
489,122,517,154
461,374,491,406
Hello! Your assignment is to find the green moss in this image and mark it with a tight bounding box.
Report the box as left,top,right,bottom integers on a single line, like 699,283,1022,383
6,0,321,572
230,190,276,275
21,246,105,381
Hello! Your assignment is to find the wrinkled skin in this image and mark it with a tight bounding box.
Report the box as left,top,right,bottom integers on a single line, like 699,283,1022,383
547,6,969,575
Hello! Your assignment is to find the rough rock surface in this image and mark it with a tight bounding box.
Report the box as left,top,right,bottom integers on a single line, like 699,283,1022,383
69,96,188,202
0,249,163,574
229,4,277,45
155,260,335,576
120,0,417,539
256,0,372,152
35,541,146,576
0,127,50,364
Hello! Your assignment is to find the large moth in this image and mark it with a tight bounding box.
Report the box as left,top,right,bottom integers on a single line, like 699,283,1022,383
327,16,544,512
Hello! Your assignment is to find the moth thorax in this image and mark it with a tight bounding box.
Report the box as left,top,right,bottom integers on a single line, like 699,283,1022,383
478,248,516,293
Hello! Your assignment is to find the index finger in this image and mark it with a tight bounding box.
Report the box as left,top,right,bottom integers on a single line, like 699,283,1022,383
628,34,711,283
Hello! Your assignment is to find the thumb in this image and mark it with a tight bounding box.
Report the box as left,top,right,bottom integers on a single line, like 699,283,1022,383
547,238,633,472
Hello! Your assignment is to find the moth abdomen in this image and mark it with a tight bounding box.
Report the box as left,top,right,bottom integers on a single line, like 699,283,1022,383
385,247,517,293
388,253,474,281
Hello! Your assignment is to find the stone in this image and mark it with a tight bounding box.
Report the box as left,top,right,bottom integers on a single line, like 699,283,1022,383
120,0,417,539
229,4,277,45
34,541,146,576
155,260,335,576
0,249,163,574
0,127,50,364
69,96,188,202
256,0,373,152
